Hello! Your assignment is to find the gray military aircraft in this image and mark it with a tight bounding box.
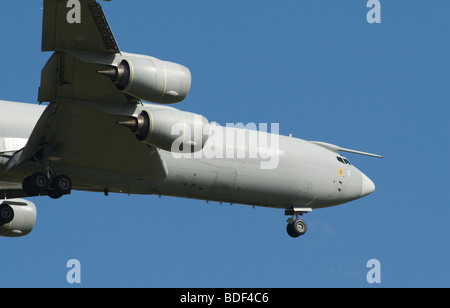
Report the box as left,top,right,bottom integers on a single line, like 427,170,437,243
0,0,381,238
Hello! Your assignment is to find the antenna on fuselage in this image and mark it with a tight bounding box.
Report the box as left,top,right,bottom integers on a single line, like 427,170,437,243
310,141,383,158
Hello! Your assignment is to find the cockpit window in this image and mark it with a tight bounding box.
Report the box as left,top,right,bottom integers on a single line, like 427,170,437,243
337,156,352,166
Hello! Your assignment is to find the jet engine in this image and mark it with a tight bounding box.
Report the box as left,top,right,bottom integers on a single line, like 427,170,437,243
98,54,191,104
119,108,210,153
0,199,37,238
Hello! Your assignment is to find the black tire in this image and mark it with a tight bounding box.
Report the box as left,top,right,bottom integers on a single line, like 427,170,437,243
291,219,307,236
47,190,63,199
30,172,50,192
286,222,300,238
22,176,39,196
52,175,72,195
0,203,14,225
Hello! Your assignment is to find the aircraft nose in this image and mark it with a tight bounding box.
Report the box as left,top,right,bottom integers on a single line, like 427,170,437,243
361,173,375,197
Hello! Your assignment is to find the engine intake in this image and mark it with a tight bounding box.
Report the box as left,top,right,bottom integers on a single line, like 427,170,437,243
119,108,210,153
0,199,37,238
98,55,191,104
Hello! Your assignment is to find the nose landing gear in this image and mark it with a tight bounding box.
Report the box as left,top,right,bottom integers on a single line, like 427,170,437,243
286,218,307,238
285,207,312,238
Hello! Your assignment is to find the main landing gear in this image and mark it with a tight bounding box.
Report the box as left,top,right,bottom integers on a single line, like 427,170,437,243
22,172,72,199
285,207,311,238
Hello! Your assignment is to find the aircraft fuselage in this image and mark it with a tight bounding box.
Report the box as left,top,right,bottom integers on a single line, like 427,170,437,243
0,100,374,211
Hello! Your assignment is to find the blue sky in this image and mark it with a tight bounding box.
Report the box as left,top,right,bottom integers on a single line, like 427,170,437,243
0,0,449,287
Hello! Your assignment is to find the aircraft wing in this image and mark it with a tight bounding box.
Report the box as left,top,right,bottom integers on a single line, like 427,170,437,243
42,0,119,54
2,0,168,196
4,101,168,196
39,0,132,106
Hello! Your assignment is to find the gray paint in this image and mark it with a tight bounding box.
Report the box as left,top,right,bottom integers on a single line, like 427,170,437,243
0,0,380,237
0,101,373,210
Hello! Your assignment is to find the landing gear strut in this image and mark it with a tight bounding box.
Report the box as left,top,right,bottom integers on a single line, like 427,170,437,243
285,207,311,238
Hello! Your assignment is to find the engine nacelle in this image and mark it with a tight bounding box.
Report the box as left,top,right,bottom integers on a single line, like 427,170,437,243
98,54,191,104
119,108,210,153
0,199,37,238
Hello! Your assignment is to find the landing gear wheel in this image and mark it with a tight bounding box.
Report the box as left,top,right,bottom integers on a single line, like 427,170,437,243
51,175,72,196
47,190,63,199
22,172,72,198
22,176,38,196
22,172,50,196
31,172,50,191
286,223,298,238
287,219,307,238
0,203,14,225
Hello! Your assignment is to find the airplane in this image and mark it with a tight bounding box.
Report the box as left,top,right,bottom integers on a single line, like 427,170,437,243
0,0,382,239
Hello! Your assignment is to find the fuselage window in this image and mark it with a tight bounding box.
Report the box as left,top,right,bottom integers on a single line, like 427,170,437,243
343,158,351,166
337,157,344,164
